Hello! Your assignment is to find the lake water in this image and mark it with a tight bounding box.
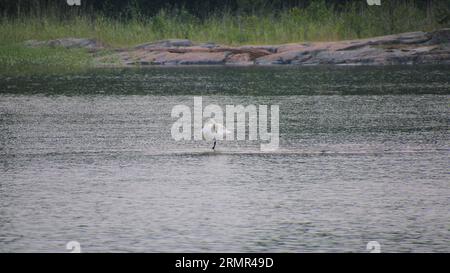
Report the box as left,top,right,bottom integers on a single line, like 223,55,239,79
0,66,449,252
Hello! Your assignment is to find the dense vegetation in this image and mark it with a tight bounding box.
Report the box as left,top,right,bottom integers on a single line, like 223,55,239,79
1,0,449,46
0,0,448,70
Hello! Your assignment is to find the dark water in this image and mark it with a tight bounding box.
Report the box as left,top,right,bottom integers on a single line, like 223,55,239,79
0,66,449,252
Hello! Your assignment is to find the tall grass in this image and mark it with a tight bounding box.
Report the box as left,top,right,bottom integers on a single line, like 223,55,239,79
1,1,448,47
0,1,448,71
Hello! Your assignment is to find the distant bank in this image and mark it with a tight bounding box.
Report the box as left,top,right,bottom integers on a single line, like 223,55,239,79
23,29,450,66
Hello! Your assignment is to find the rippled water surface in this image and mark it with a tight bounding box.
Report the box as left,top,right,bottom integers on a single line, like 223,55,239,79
0,66,449,252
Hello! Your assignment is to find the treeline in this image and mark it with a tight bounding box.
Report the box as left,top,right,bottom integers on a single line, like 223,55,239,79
1,0,449,47
1,0,448,19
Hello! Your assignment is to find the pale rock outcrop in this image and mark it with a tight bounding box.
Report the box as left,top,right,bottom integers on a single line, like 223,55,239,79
25,29,450,66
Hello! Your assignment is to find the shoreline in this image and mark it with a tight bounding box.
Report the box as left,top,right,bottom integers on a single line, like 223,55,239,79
19,28,450,67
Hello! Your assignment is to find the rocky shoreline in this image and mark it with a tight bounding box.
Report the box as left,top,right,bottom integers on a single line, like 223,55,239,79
25,29,450,66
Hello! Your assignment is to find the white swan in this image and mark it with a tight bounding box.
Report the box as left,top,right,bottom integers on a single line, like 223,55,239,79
202,119,231,150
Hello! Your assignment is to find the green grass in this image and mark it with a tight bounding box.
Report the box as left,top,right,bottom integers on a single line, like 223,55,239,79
0,0,448,71
0,44,91,66
0,43,92,75
2,1,448,47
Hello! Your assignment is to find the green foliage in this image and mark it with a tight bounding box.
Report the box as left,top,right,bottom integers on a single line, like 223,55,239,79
1,1,448,47
0,0,448,71
0,44,91,68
